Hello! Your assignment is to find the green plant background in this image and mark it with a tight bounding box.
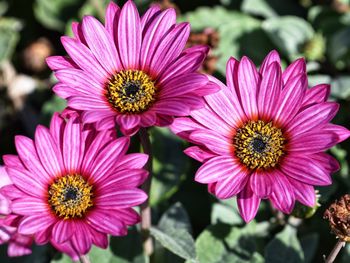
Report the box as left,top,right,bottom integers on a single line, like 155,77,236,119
1,0,350,262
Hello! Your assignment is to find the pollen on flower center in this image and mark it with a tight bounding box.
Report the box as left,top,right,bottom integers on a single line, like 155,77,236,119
48,174,94,219
234,120,285,170
106,70,157,113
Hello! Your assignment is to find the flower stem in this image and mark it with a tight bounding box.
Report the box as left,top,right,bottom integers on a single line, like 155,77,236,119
324,240,346,263
139,128,154,256
79,255,91,263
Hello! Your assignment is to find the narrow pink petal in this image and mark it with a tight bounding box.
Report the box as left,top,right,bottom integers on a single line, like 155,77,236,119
141,8,176,70
82,16,121,74
53,84,72,99
250,171,273,198
270,170,295,214
141,4,161,30
281,154,332,185
258,62,282,119
191,105,233,136
151,100,191,117
14,135,51,182
0,193,10,215
160,73,208,98
98,169,148,189
287,102,339,136
302,84,330,107
237,184,261,223
274,74,306,124
226,57,240,94
11,198,48,215
139,111,157,127
81,110,115,123
2,154,22,168
61,36,108,83
52,220,75,244
114,208,140,225
90,228,108,249
46,56,77,71
323,123,350,142
282,58,306,84
96,189,147,208
51,239,79,261
205,76,246,128
195,155,241,183
288,178,316,207
0,162,14,187
90,137,130,183
7,167,45,197
118,0,141,69
116,153,148,171
49,113,65,147
184,146,217,163
0,185,23,200
259,50,281,75
237,56,259,119
311,152,339,173
87,209,127,236
289,130,340,153
105,2,120,36
189,129,233,155
63,117,83,173
71,22,86,44
7,235,32,257
215,169,250,199
18,214,56,235
55,68,105,94
71,222,92,255
35,125,65,177
68,96,110,110
169,117,203,141
159,45,209,85
149,23,190,76
115,115,141,133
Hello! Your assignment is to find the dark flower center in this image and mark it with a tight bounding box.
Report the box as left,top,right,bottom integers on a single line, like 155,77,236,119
106,70,157,113
234,120,285,170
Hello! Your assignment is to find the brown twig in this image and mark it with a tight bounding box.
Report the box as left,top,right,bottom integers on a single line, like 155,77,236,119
324,239,346,263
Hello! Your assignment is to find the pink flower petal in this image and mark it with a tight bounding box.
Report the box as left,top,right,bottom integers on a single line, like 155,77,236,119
270,170,295,214
281,154,332,185
52,220,75,244
11,197,48,215
96,189,147,208
287,102,339,136
105,2,120,36
215,168,250,199
87,209,127,236
237,184,261,223
71,222,92,255
46,56,77,71
98,169,148,189
18,214,56,235
282,58,306,84
288,178,316,207
115,115,141,134
237,56,259,119
116,153,149,170
189,129,233,155
82,16,121,74
61,36,108,83
257,62,282,120
195,155,241,183
302,84,330,107
184,146,217,163
141,8,176,70
324,123,350,142
68,96,110,110
118,0,141,69
259,50,281,75
141,4,161,30
35,125,65,177
250,171,273,198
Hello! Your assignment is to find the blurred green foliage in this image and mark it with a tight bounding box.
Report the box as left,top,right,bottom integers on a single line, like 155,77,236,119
1,0,350,262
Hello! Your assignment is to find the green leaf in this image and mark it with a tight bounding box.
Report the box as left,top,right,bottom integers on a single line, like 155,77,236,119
328,27,350,69
40,95,67,125
262,16,314,60
0,17,22,61
300,234,319,263
34,0,85,31
331,76,350,99
158,202,192,233
150,127,188,206
241,0,277,18
150,227,197,262
211,198,243,225
265,225,304,263
0,0,8,16
195,223,265,263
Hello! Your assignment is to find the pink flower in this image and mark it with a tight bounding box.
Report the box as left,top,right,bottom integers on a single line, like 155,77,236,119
46,0,218,136
0,166,33,257
4,113,148,260
171,50,350,222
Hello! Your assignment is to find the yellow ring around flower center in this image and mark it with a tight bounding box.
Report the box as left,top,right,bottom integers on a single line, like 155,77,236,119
234,120,285,170
48,174,94,219
106,70,157,113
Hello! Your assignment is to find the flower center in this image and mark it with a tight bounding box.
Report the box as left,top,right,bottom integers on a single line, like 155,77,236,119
48,174,94,219
234,120,285,170
106,70,157,113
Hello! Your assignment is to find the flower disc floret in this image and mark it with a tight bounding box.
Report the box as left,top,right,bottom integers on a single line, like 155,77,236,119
234,120,285,169
48,174,94,219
